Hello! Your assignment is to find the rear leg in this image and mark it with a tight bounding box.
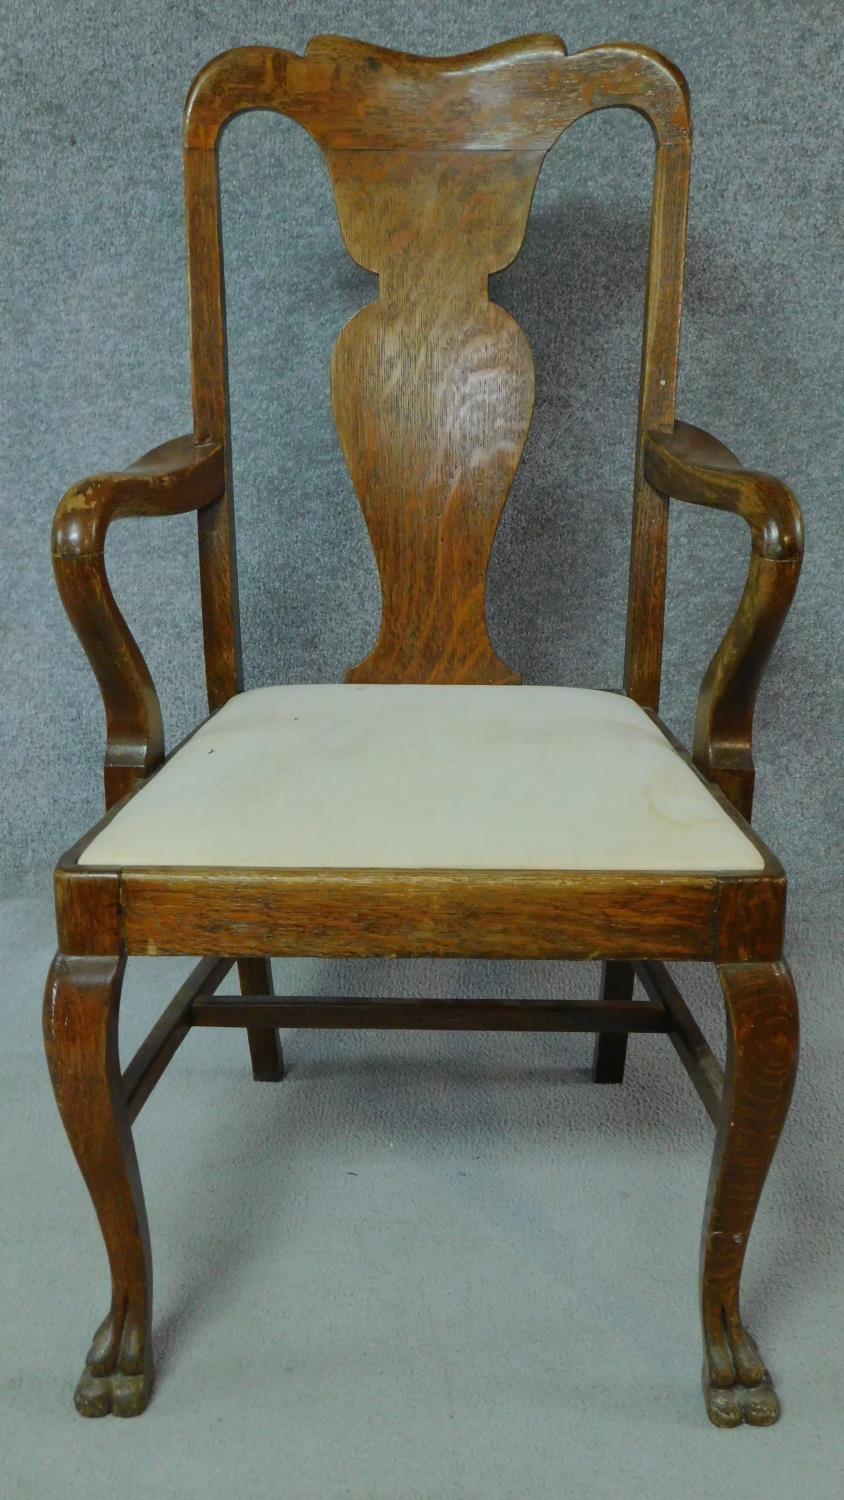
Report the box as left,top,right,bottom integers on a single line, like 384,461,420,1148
592,961,634,1083
239,957,285,1081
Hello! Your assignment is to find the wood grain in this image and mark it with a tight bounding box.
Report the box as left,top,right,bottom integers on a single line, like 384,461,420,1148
636,960,724,1123
52,436,224,804
54,865,122,957
183,35,690,687
122,957,233,1123
701,962,799,1426
645,422,803,816
623,139,690,709
120,867,723,961
184,148,243,710
183,37,691,153
330,147,539,681
44,954,153,1417
46,33,802,1427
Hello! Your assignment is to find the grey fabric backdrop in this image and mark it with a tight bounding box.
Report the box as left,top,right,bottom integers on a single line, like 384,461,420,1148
2,6,843,1493
2,0,842,894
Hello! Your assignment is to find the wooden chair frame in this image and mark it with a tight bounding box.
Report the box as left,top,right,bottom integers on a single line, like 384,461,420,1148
45,36,803,1428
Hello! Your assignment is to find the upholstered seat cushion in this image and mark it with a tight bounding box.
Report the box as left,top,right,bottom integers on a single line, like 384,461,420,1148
80,684,764,872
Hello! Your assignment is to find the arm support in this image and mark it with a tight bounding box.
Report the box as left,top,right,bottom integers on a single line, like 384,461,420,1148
52,435,224,807
644,421,803,819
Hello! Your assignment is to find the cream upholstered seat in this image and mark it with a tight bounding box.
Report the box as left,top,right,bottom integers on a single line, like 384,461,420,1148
81,685,763,872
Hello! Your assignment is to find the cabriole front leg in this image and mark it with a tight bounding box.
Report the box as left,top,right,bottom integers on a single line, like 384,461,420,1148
44,952,153,1416
700,961,798,1426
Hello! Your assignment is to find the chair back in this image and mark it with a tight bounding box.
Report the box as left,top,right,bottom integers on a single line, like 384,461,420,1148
184,35,691,699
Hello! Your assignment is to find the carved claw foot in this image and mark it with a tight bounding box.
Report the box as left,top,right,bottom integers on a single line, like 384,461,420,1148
703,1310,780,1428
74,1305,153,1418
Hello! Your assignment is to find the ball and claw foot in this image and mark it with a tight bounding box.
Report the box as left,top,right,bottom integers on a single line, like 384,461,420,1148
73,1306,153,1418
703,1312,780,1428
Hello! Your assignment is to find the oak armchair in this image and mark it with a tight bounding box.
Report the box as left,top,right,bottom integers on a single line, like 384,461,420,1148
45,35,803,1428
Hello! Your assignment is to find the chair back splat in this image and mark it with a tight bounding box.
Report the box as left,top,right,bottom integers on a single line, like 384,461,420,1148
183,34,691,700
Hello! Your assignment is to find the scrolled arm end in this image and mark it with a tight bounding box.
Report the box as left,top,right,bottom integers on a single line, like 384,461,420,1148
743,474,803,563
52,434,224,561
52,476,114,562
644,422,803,561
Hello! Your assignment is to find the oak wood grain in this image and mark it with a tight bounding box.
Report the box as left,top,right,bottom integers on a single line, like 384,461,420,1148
122,957,233,1123
54,866,122,957
44,954,153,1416
46,33,802,1427
645,422,803,816
636,960,724,1122
183,35,690,688
701,962,799,1426
330,146,539,681
119,866,722,961
52,437,224,804
184,37,691,153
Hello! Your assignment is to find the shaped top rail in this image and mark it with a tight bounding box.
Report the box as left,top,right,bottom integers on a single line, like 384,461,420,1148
184,35,691,153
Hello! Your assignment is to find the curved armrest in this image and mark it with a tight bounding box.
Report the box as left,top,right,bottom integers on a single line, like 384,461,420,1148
644,421,803,818
52,435,224,806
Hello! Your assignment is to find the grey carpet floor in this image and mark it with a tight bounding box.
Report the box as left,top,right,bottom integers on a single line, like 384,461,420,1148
2,886,841,1499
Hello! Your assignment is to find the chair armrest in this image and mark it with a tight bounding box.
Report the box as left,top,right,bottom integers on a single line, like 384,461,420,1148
644,421,804,818
52,435,224,807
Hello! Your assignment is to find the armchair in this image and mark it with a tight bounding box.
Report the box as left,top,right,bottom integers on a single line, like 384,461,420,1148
44,34,803,1428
